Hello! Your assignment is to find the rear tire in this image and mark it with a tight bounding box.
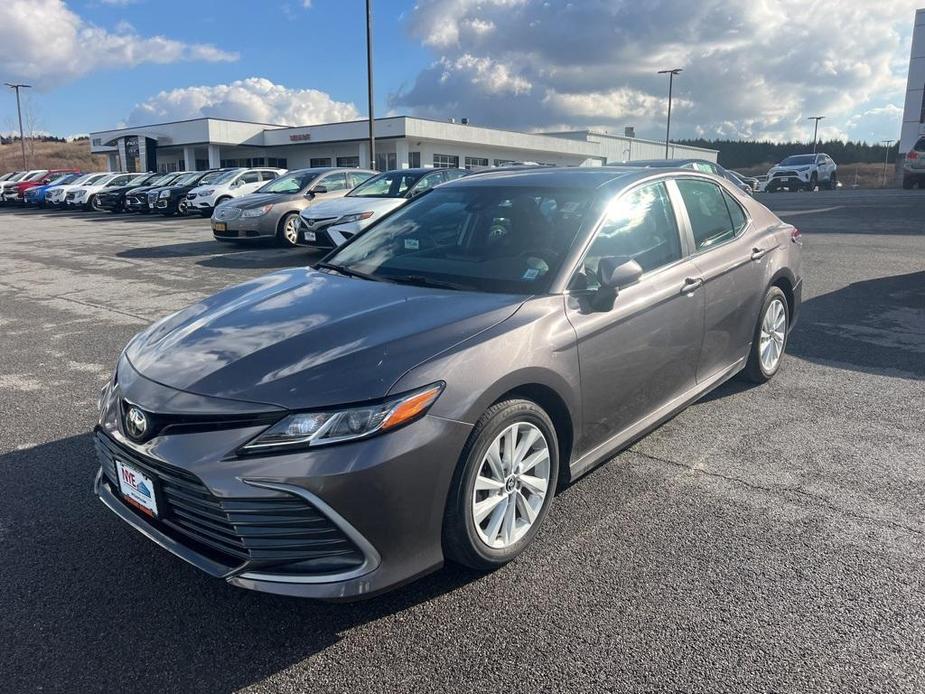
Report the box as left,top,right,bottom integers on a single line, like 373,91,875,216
903,176,915,190
743,287,789,383
443,399,559,570
276,212,301,247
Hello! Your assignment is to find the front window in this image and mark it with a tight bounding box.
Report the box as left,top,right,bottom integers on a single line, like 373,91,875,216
573,182,681,289
326,186,594,294
433,154,459,168
348,170,426,198
256,170,320,194
174,172,204,186
207,169,243,185
780,155,817,167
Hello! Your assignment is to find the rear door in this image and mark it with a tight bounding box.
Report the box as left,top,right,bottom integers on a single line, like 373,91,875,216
564,180,704,454
673,177,768,382
234,170,263,196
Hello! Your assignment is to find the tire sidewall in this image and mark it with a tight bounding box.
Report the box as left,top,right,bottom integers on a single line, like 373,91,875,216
449,400,559,567
753,287,789,379
277,212,300,246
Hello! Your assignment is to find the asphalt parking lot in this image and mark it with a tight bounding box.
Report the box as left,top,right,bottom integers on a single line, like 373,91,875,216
1,190,923,693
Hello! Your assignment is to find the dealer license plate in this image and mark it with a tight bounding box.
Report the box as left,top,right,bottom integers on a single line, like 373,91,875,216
116,460,159,518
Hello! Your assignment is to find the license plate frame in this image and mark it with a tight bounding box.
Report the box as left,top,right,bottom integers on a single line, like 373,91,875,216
115,460,160,518
213,222,227,232
303,231,316,242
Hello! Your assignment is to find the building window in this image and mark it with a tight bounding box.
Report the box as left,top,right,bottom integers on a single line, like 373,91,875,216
465,156,489,170
195,159,208,170
91,138,102,147
494,159,517,167
409,151,421,168
268,157,288,168
433,153,459,168
336,156,360,168
310,157,332,167
376,152,398,171
251,157,265,166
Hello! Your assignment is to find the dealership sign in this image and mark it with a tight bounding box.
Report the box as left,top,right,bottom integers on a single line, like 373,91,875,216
289,133,312,142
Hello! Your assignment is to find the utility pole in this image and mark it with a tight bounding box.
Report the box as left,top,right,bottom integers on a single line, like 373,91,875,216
808,115,825,153
880,139,895,188
365,0,376,169
657,69,682,159
5,83,32,168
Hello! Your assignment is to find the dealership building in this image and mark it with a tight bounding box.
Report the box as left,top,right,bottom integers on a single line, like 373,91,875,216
901,7,925,155
88,115,717,174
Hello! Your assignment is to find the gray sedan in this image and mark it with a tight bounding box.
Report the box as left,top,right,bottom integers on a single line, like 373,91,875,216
95,166,802,599
211,167,376,246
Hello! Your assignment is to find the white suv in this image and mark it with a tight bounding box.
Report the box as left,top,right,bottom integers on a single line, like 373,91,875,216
186,167,286,215
902,136,925,189
66,172,145,211
766,153,837,192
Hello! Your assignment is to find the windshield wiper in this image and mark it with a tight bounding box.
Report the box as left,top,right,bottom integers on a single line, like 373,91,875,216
314,262,383,283
385,274,470,291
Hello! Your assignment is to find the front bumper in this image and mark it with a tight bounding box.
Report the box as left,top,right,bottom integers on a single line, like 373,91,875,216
94,372,471,599
212,215,278,240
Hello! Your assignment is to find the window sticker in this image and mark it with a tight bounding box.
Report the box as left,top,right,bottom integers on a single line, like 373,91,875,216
522,268,540,280
404,238,420,250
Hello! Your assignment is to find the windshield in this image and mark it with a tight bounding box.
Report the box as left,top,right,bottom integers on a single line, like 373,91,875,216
173,172,204,186
349,171,425,198
47,174,75,185
780,155,817,166
198,170,229,184
25,171,47,181
206,169,243,185
327,186,595,294
256,170,319,194
83,174,108,185
9,172,28,182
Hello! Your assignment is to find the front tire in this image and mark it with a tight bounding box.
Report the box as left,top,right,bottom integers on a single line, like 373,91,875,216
806,173,818,192
443,399,559,570
276,212,301,247
743,287,789,383
88,195,102,212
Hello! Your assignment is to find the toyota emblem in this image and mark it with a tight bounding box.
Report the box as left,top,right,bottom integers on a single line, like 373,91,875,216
125,406,148,440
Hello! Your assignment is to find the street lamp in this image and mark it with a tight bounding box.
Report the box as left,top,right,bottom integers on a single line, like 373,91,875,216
880,139,895,188
365,0,376,169
807,115,825,153
4,82,32,169
657,68,682,159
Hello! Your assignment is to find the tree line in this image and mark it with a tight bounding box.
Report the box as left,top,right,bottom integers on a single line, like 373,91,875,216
676,138,900,169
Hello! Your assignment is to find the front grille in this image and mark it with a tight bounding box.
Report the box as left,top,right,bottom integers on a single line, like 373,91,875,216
214,207,242,221
66,192,76,200
95,431,365,574
772,170,799,178
147,192,158,203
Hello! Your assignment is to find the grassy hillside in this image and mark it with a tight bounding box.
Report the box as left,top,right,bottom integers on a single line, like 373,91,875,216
0,140,106,173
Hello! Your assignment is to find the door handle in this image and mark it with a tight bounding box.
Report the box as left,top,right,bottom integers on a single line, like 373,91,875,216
751,247,768,260
681,277,703,294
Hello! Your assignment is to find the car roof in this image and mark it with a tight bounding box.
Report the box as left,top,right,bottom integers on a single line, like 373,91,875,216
619,158,713,167
440,166,641,190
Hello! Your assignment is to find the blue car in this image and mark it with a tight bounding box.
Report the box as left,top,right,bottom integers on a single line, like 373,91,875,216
25,173,83,207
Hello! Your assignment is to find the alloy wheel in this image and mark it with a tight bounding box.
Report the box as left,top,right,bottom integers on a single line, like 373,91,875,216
471,422,550,549
283,215,299,245
759,298,786,372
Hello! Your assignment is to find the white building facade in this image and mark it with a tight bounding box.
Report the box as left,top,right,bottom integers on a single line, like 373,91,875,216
89,116,717,174
901,8,925,155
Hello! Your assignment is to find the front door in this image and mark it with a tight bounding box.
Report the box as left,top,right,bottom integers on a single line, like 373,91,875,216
673,177,768,381
564,180,704,456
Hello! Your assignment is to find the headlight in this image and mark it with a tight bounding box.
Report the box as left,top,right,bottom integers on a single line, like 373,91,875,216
242,382,444,452
159,190,171,198
198,189,214,196
242,204,273,218
335,211,375,225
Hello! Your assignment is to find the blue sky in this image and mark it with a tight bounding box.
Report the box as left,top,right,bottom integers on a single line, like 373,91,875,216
0,0,919,143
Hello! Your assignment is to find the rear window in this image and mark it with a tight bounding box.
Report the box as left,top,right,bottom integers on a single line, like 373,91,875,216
914,138,925,153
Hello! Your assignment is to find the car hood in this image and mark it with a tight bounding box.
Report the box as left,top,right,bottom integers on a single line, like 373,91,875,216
302,196,405,219
125,268,523,409
99,185,137,196
227,192,298,209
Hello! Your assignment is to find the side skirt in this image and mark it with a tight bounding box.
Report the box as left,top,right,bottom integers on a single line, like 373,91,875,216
568,357,746,481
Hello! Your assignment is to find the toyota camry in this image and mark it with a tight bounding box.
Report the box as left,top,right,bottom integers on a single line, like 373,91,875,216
95,166,802,599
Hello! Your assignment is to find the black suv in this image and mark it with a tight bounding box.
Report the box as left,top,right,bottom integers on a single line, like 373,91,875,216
125,173,185,213
97,172,164,213
154,169,233,216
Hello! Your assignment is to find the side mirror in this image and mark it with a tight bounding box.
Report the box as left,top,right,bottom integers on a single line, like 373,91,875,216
310,185,328,195
591,257,642,312
598,256,643,289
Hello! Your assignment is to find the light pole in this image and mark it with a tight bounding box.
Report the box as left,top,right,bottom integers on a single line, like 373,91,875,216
808,115,825,153
5,82,32,169
365,0,376,169
880,139,895,188
657,68,682,159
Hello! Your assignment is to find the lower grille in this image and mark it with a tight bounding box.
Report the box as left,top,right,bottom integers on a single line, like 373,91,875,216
95,431,365,574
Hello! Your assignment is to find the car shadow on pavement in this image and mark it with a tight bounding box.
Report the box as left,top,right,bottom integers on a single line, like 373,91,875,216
0,434,483,692
788,271,925,380
117,241,320,270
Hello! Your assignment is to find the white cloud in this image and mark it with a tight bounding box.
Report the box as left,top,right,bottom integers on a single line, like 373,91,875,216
126,77,360,126
0,0,238,89
392,0,920,143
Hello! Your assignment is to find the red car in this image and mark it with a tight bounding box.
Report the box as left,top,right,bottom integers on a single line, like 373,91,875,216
2,169,80,205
